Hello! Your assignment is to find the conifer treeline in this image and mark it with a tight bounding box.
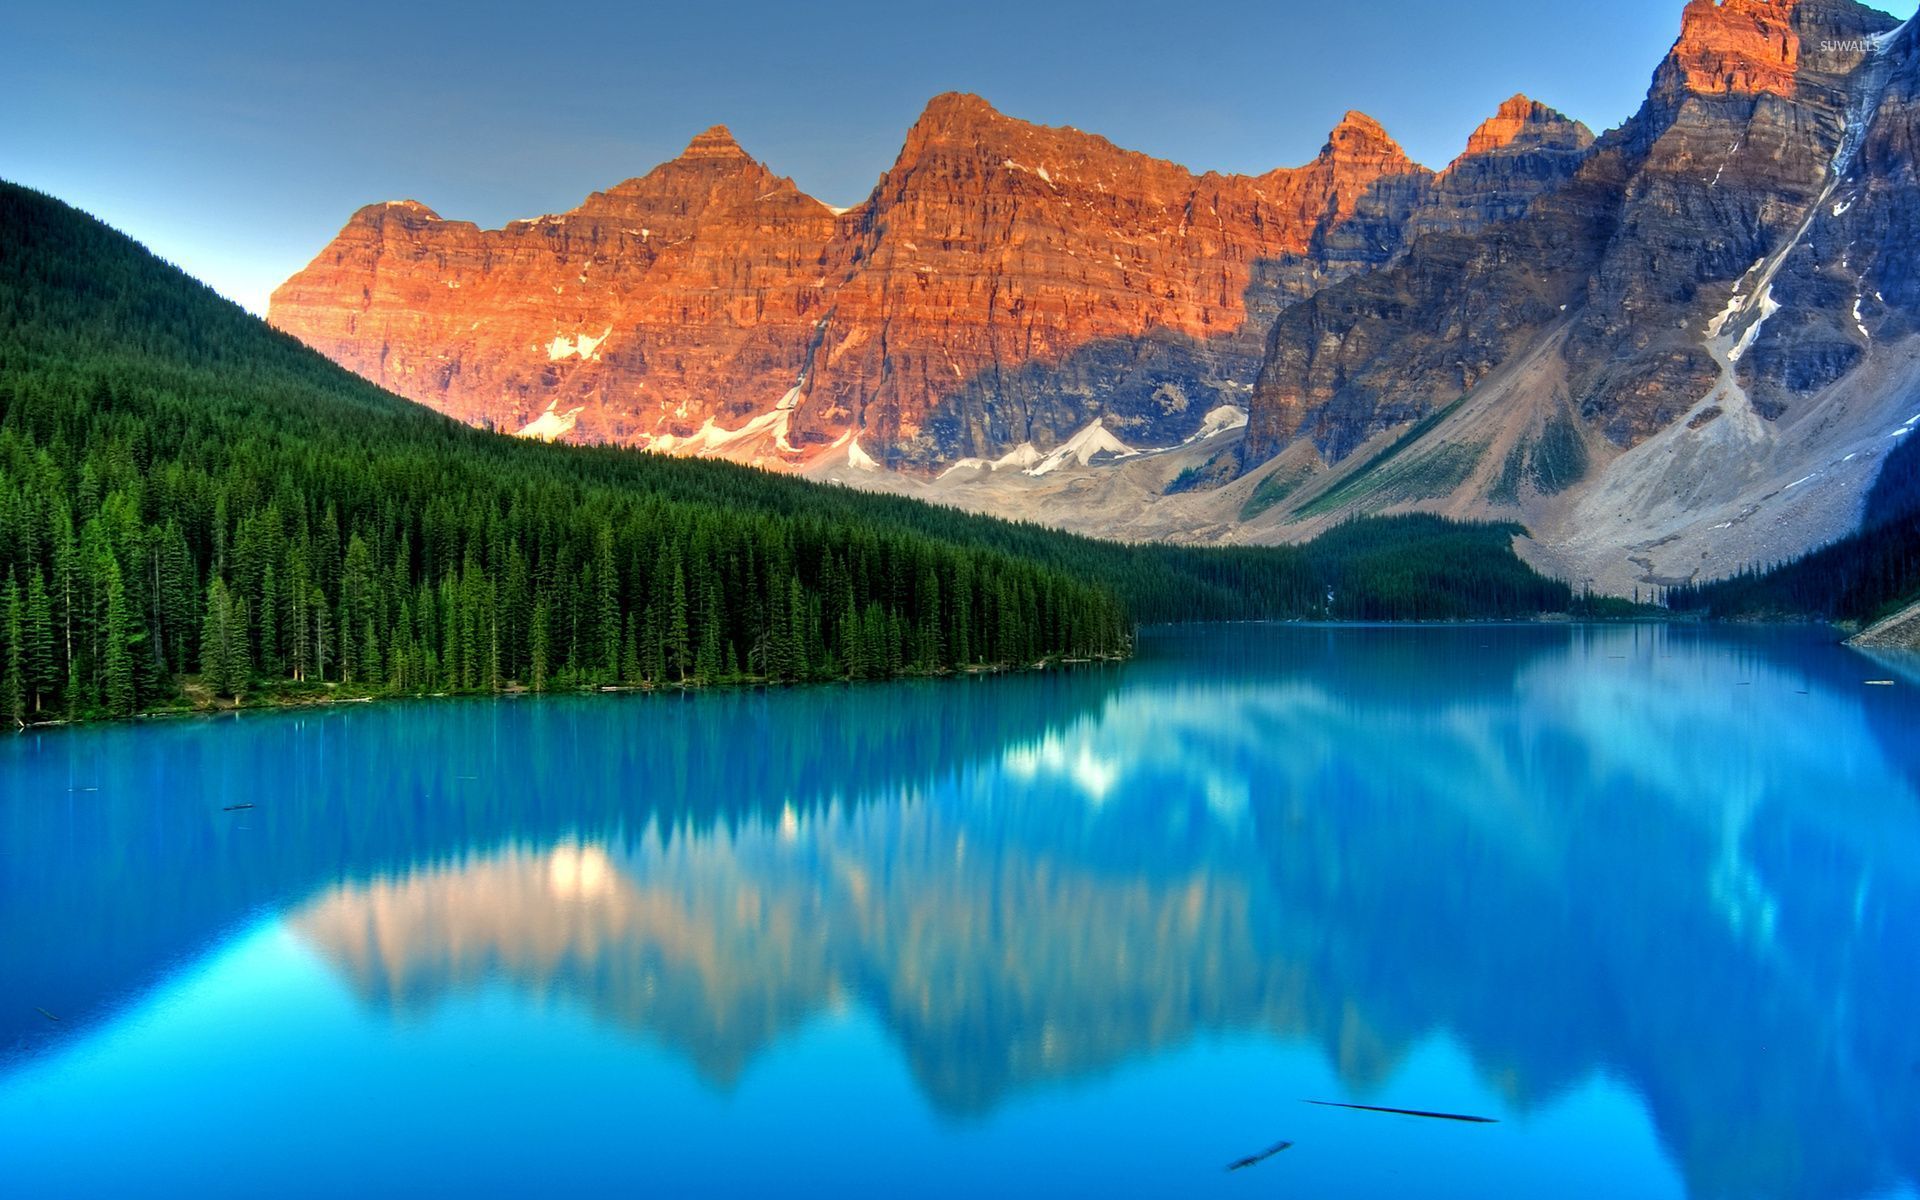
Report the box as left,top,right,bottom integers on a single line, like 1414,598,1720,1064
0,414,1128,720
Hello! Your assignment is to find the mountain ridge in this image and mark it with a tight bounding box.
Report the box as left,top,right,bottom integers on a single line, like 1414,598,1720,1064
266,0,1920,600
269,89,1588,471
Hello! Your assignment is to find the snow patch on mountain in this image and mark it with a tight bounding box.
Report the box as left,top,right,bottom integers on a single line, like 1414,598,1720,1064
939,442,1045,478
546,327,611,362
1026,420,1139,476
1186,405,1249,443
514,400,584,442
1727,287,1779,363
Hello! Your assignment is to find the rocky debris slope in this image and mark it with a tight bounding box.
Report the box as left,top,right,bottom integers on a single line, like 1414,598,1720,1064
1848,599,1920,648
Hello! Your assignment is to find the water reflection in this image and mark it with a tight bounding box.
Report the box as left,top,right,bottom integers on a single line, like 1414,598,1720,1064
2,625,1917,1199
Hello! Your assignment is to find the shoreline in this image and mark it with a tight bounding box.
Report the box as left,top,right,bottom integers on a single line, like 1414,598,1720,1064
4,650,1135,735
9,613,1884,736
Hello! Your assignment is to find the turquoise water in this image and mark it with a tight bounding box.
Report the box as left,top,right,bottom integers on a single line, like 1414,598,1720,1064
2,625,1917,1198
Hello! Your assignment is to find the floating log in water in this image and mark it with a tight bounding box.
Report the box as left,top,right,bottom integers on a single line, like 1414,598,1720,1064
222,803,255,812
1224,1140,1293,1171
1305,1100,1497,1124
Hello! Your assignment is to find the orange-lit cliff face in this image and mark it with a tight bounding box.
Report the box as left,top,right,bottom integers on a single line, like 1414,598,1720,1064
266,126,839,451
782,97,1434,461
268,93,1579,470
1656,0,1804,99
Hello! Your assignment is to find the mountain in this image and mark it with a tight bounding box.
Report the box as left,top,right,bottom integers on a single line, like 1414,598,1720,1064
267,0,1918,602
0,181,1573,722
1234,0,1920,594
813,0,1920,602
269,93,1587,470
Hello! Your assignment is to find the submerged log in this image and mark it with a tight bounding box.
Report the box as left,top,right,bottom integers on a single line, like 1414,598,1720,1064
1224,1140,1293,1171
1305,1100,1497,1123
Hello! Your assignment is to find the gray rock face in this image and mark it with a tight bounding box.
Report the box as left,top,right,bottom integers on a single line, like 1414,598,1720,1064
1245,0,1909,468
1409,98,1596,244
1847,598,1920,648
1750,14,1920,409
893,104,1596,468
1243,147,1623,463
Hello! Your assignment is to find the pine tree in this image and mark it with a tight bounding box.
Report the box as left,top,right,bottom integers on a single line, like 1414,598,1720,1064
362,616,382,686
842,600,867,681
595,520,620,675
488,587,502,692
229,595,252,688
917,563,943,670
312,588,332,683
340,533,375,683
787,576,808,681
621,612,640,685
439,576,459,688
642,600,665,686
3,573,24,725
258,563,280,675
862,602,888,680
951,556,972,667
289,558,312,682
154,522,195,674
530,594,551,693
200,577,233,697
668,549,690,682
24,568,55,713
458,560,482,690
50,500,77,699
696,589,723,684
767,571,792,682
103,556,135,716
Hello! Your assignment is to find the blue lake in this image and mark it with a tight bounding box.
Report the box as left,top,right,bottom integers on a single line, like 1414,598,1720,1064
2,625,1918,1198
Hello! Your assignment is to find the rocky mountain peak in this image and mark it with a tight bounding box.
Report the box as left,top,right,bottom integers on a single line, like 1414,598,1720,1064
1655,0,1805,99
1453,95,1592,162
1323,111,1415,167
897,91,1010,149
567,124,790,228
918,90,1001,122
679,124,749,160
350,198,444,227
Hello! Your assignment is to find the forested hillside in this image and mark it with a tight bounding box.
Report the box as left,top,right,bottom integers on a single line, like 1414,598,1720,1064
0,182,1569,722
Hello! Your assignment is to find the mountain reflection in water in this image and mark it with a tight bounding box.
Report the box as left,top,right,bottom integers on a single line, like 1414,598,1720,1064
2,625,1916,1200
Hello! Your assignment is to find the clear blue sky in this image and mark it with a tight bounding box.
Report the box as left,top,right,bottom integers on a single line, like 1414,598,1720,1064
5,0,1914,315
